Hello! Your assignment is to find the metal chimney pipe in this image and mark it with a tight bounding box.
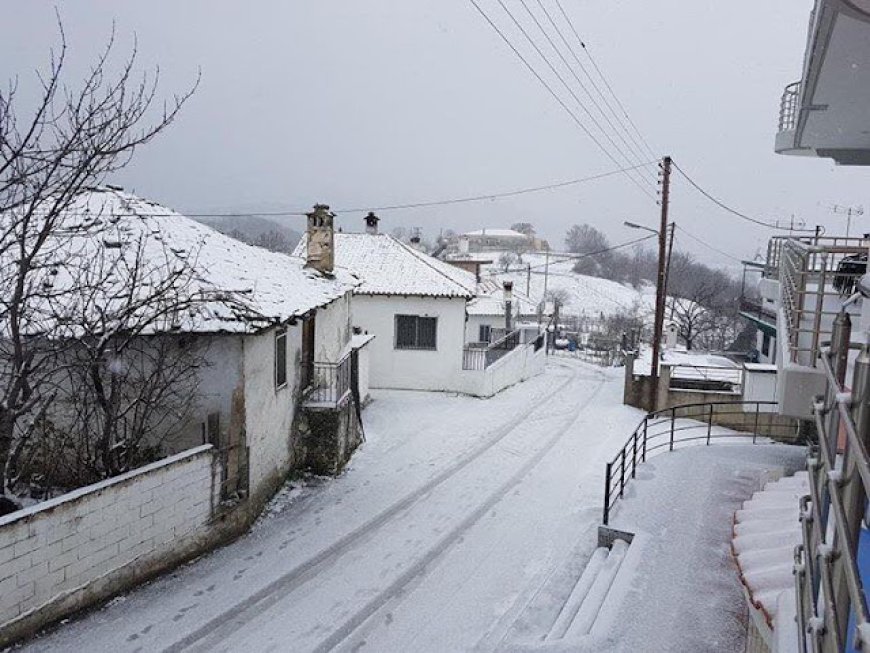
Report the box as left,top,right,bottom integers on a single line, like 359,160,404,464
504,280,514,332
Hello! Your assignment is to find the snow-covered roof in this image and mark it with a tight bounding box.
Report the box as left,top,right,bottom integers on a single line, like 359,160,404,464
294,233,476,298
467,279,538,316
732,471,808,636
12,188,358,335
464,228,528,239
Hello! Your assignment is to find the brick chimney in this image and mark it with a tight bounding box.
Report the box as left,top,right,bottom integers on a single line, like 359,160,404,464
364,211,380,235
306,204,335,274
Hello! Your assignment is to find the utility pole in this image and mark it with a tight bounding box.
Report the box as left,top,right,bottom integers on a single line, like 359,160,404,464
650,156,672,411
665,222,676,321
543,247,550,300
526,263,531,297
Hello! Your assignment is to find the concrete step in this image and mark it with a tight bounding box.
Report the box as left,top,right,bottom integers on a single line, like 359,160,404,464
546,539,630,641
566,538,629,638
547,547,608,640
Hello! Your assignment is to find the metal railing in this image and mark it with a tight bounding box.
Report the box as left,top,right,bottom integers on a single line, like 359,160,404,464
779,81,801,132
462,329,522,370
738,295,778,325
602,401,800,526
779,238,866,365
764,235,868,280
794,316,870,652
667,364,743,394
305,353,352,405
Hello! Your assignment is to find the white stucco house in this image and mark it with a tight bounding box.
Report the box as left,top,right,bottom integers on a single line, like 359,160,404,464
295,214,546,397
459,228,550,253
28,191,368,513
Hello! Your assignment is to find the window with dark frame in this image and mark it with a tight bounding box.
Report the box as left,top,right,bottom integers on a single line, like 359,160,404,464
479,324,492,343
275,327,287,389
395,315,437,350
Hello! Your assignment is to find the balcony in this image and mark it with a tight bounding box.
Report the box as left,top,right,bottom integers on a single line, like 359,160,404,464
749,234,868,417
304,353,353,408
774,0,870,164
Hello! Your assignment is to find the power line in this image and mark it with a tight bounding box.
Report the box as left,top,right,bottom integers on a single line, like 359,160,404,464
339,161,657,213
672,161,816,233
532,0,651,165
552,0,658,161
674,225,742,263
468,0,656,201
494,0,655,198
178,161,657,218
516,0,651,173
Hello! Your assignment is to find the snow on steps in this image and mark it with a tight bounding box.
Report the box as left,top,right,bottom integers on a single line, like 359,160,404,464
731,470,808,650
491,534,642,652
546,537,635,642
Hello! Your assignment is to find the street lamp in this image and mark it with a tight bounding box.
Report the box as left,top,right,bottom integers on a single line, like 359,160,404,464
623,221,658,235
624,220,676,408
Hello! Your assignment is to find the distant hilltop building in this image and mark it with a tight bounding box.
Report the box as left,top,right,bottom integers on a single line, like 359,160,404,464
457,228,549,253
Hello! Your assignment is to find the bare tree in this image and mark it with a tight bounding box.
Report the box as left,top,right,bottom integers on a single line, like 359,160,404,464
565,224,612,277
498,251,517,272
510,222,535,237
0,25,197,498
254,229,292,253
667,276,734,350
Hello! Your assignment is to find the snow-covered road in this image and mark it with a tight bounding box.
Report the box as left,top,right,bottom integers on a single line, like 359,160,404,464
20,359,643,653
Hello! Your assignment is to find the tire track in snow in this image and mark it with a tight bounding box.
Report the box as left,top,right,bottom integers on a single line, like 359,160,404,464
167,360,594,652
313,366,607,653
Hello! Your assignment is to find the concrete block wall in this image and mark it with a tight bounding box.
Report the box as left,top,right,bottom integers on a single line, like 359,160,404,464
0,445,223,647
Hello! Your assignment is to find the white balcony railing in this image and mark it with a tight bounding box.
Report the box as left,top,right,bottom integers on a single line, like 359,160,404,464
779,81,801,133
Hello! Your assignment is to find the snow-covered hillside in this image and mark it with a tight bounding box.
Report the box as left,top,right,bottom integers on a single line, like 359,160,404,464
478,251,655,319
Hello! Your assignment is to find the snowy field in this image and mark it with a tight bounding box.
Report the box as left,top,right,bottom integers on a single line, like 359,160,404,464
481,252,655,318
15,359,806,652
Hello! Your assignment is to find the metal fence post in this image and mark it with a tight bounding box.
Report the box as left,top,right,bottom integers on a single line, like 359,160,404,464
753,403,760,443
832,340,870,644
707,404,713,445
603,462,612,525
620,448,626,498
642,418,648,462
669,407,676,451
632,432,637,479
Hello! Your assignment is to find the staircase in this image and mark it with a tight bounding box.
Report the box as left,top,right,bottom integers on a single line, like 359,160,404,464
546,538,631,641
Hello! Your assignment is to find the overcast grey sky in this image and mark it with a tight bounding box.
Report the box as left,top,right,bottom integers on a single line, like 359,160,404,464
3,1,867,267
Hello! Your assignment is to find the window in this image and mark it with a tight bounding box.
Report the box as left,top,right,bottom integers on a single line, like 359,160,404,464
395,315,437,350
301,314,315,389
275,327,287,389
479,324,492,343
761,332,771,357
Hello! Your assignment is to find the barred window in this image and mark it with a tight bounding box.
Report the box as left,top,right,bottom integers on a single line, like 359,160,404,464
395,315,437,350
275,327,288,389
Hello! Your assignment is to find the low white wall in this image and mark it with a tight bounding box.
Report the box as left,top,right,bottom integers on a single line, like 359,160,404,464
743,364,778,413
0,446,223,646
457,339,546,397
